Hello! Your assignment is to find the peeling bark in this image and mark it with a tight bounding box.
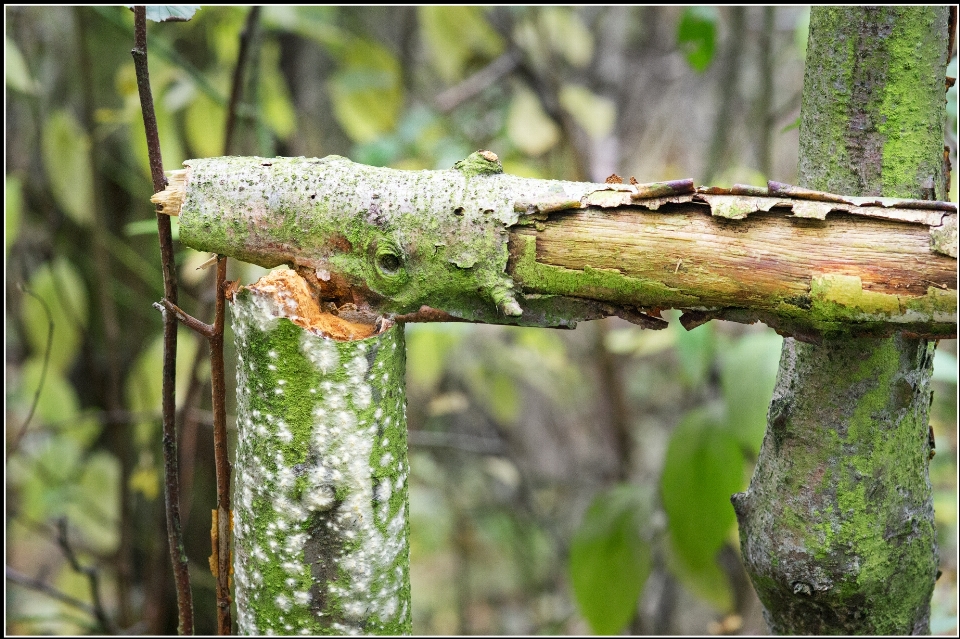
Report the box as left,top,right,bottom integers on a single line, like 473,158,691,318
152,154,956,341
733,7,948,634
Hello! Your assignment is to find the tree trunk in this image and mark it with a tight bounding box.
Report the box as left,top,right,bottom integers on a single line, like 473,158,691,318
732,7,950,634
230,269,411,635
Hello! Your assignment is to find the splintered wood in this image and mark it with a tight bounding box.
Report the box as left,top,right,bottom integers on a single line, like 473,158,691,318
236,269,381,341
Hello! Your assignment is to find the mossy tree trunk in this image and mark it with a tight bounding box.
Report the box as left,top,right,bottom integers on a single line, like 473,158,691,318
732,7,950,634
230,271,411,635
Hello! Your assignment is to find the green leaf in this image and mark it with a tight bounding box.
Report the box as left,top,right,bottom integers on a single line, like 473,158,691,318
123,5,200,22
41,110,94,226
604,325,677,356
66,452,121,554
660,408,744,611
328,40,403,143
5,35,37,94
463,362,521,427
569,484,652,634
677,6,718,73
184,88,226,160
665,538,734,612
124,219,161,237
559,84,616,140
124,329,200,449
507,86,560,157
6,174,22,255
671,320,714,389
486,371,520,426
16,359,73,424
405,324,466,392
8,436,83,522
933,348,958,385
780,116,801,134
720,332,782,454
260,41,297,140
20,259,89,373
419,7,504,83
540,8,593,68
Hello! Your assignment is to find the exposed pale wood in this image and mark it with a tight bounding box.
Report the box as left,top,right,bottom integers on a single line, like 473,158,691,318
513,204,953,305
150,168,187,215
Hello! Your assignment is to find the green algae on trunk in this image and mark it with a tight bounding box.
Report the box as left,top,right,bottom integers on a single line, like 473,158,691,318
733,336,938,634
733,6,948,634
231,270,411,635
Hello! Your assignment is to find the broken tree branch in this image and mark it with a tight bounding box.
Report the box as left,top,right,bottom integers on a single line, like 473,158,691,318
150,153,956,342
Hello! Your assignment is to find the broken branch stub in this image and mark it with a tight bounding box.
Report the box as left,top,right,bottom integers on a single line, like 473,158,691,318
231,269,411,634
152,153,957,340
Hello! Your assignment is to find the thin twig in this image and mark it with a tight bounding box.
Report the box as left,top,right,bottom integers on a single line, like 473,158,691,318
155,299,215,337
212,257,232,634
9,284,54,458
56,518,117,634
435,50,519,112
407,430,505,455
223,6,261,155
131,6,194,634
6,566,99,622
212,11,261,630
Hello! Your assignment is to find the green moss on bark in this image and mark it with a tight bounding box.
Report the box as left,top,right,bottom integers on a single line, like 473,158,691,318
798,7,948,199
231,289,411,635
734,337,937,634
178,155,630,324
735,6,947,634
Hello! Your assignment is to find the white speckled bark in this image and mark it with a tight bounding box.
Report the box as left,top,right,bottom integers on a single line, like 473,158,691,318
231,286,410,635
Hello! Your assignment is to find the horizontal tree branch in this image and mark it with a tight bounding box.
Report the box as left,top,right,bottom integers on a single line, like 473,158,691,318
150,154,957,341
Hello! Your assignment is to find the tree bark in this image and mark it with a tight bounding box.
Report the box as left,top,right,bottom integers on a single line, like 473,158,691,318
151,154,956,342
230,269,411,635
731,7,950,634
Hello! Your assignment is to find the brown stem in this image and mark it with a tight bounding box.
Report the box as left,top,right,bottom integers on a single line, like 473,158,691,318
9,284,54,458
131,6,194,634
208,13,260,629
211,257,232,634
156,299,214,338
594,319,632,481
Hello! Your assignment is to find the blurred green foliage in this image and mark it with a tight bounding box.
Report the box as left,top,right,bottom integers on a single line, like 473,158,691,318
5,5,956,636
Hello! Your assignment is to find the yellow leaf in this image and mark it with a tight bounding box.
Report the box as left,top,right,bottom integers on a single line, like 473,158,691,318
541,8,593,68
130,461,160,501
559,84,616,140
419,7,504,83
328,40,402,143
41,110,94,226
507,86,560,156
